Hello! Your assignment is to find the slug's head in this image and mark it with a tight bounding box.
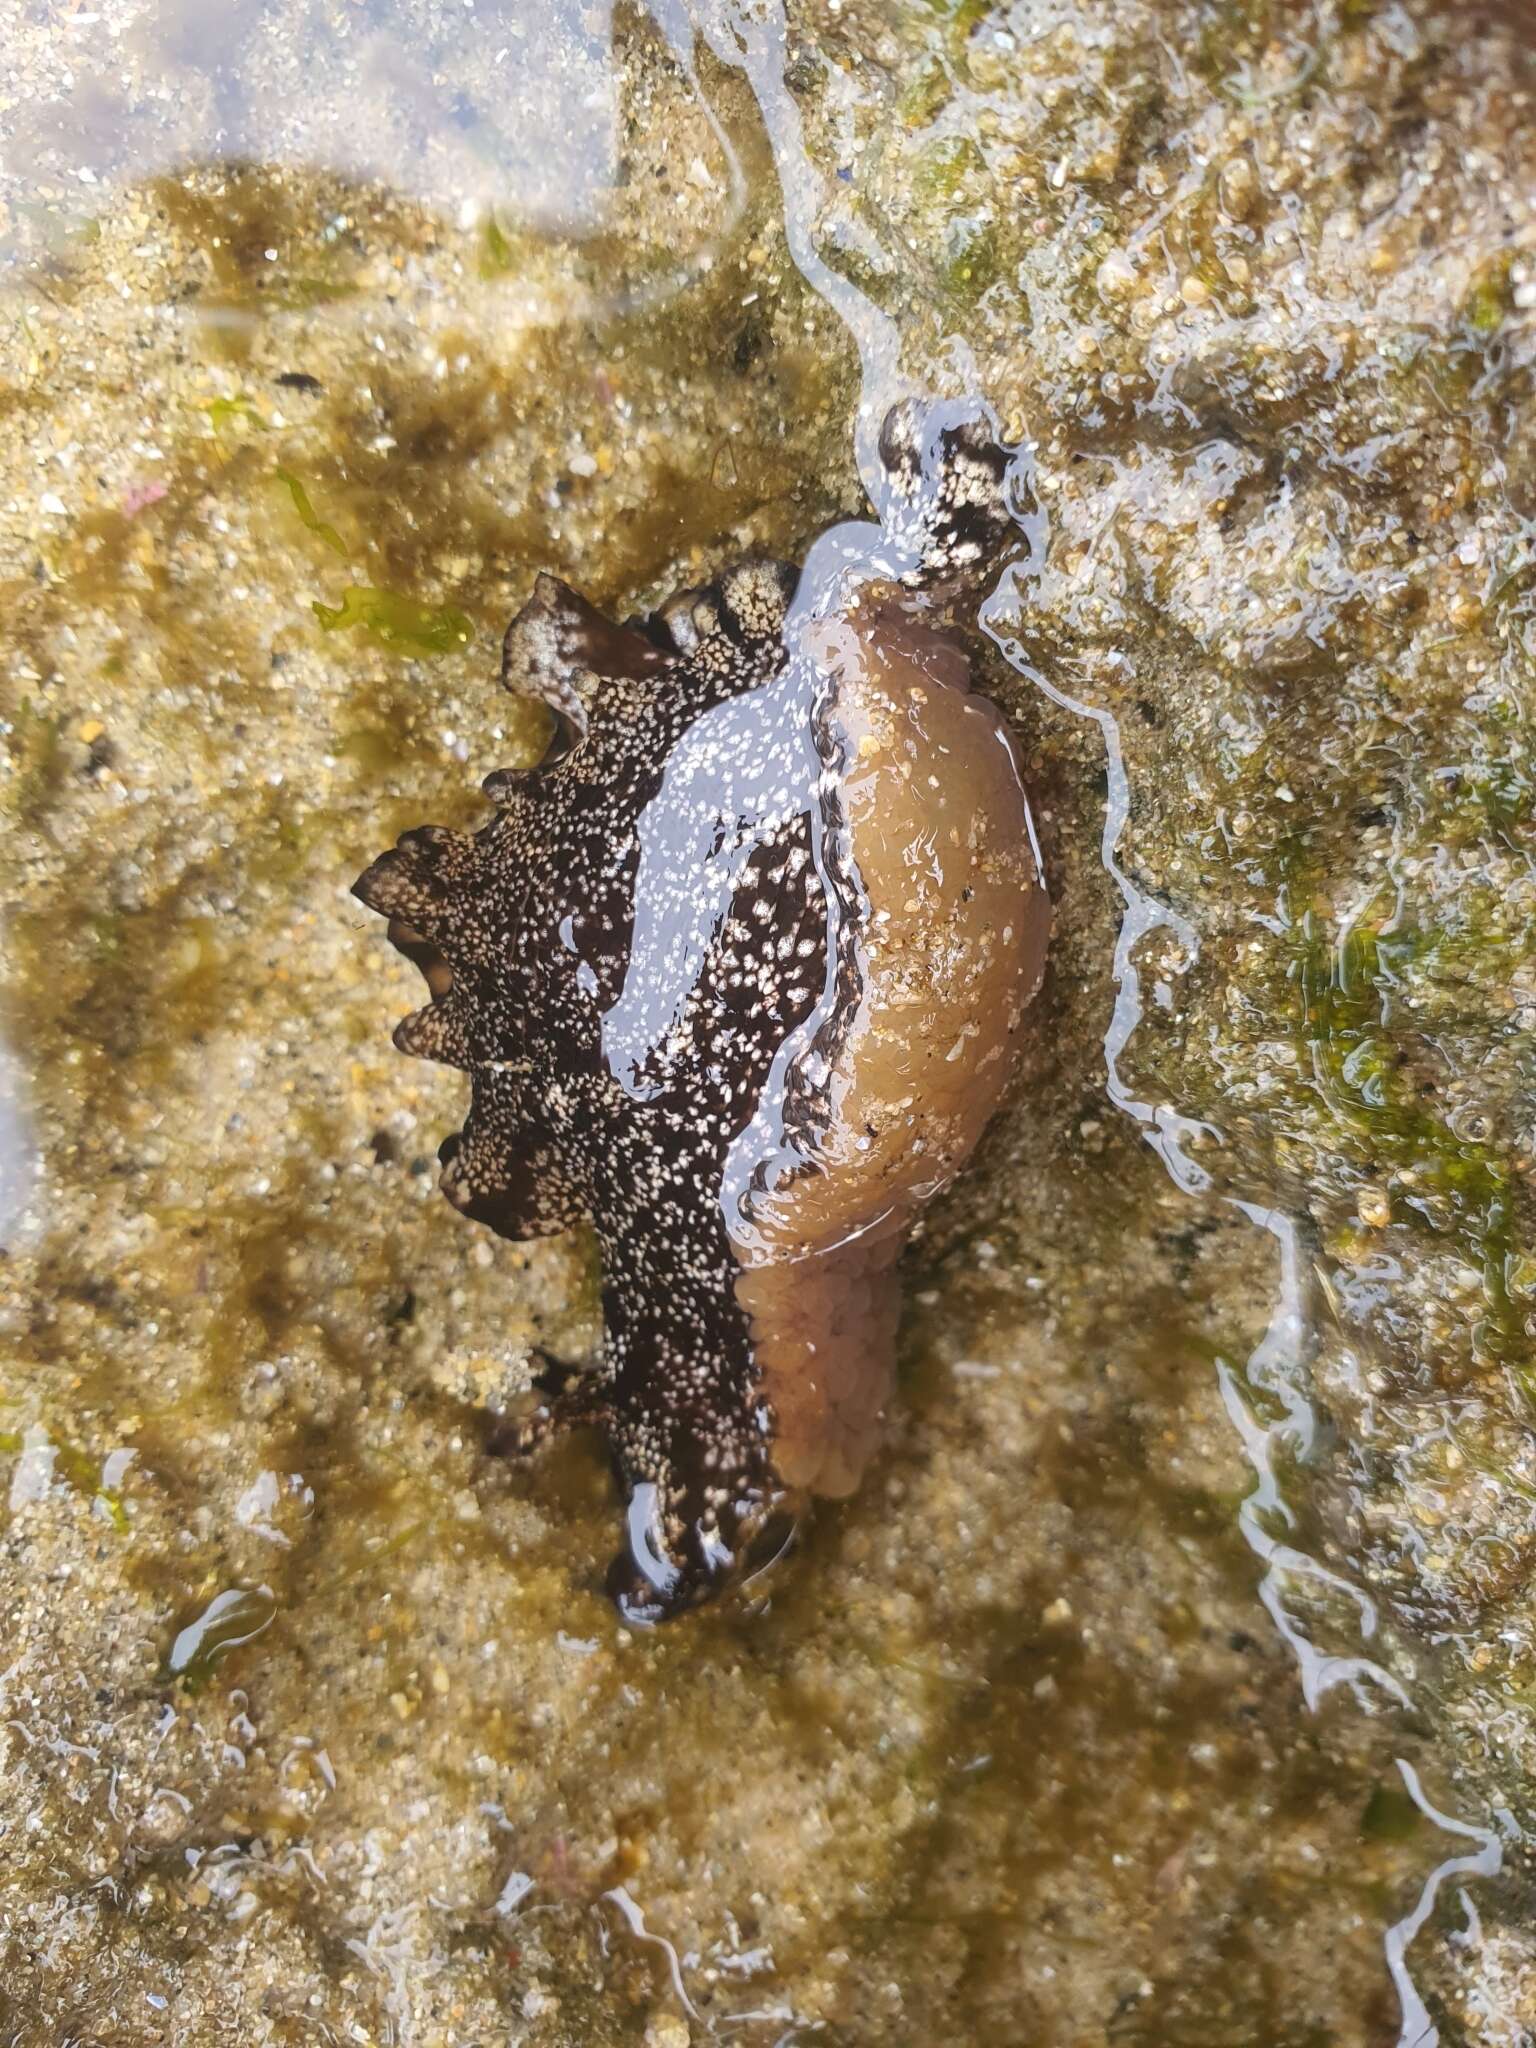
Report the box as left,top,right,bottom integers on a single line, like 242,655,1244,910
871,393,1036,592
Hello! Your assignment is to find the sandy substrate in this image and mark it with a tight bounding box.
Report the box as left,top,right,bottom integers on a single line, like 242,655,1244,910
1,0,1535,2041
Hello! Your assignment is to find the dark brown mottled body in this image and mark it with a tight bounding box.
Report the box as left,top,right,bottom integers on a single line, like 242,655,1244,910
352,401,1049,1620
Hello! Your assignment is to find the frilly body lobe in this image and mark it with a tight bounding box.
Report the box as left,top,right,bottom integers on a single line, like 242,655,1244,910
352,402,1049,1621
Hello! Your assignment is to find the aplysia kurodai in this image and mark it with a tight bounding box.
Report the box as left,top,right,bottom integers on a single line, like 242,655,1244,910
353,399,1049,1621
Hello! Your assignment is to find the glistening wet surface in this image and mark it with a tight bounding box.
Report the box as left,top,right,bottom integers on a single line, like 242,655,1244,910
2,1,1534,2042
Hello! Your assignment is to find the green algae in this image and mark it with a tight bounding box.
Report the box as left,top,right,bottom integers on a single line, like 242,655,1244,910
897,56,953,130
910,135,987,205
916,0,992,42
1194,0,1323,100
5,881,248,1123
313,584,475,655
0,700,69,829
887,134,1006,303
0,1426,131,1530
1360,1780,1423,1844
274,467,349,557
1287,908,1524,1359
203,393,269,436
1465,253,1515,335
479,211,529,280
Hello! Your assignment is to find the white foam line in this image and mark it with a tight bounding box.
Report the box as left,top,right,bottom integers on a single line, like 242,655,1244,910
977,581,1214,1197
603,1886,701,2022
976,586,1497,2017
675,0,903,496
976,585,1419,1710
1385,1761,1502,2048
1215,1205,1407,1715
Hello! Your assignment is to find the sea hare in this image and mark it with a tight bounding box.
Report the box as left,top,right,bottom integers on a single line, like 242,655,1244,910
352,400,1049,1621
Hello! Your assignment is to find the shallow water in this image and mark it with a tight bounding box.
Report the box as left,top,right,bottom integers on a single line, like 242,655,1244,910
2,1,1535,2042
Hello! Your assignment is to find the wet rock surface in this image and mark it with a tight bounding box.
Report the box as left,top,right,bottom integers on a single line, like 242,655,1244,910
1,0,1534,2041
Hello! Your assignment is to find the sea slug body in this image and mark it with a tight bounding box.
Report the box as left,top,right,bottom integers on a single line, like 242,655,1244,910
352,399,1049,1621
